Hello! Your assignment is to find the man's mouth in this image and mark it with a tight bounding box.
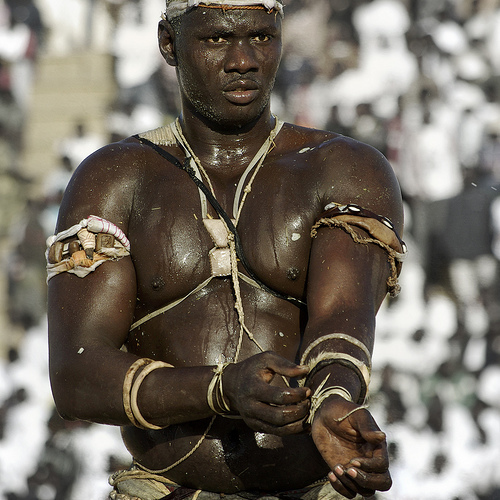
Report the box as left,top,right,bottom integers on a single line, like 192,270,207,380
223,80,259,104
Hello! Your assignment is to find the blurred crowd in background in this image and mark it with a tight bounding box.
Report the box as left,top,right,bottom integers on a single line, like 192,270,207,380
0,0,500,498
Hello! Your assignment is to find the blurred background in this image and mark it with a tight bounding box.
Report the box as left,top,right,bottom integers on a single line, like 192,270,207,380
0,0,499,498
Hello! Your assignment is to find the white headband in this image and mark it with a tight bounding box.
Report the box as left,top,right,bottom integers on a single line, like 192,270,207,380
166,0,284,19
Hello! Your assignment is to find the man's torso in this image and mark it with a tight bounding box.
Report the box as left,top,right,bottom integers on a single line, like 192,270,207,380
91,124,357,492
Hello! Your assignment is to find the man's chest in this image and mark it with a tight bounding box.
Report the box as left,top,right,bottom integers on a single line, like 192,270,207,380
127,166,320,307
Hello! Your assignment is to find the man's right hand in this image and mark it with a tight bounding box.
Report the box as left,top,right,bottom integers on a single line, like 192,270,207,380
223,351,311,436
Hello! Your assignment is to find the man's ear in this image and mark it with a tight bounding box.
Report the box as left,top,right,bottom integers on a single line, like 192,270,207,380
158,19,177,66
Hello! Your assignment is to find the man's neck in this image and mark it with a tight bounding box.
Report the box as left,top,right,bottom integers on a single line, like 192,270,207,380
177,108,277,172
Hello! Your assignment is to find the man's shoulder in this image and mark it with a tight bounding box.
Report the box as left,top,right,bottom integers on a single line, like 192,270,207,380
57,136,155,221
280,122,403,229
281,122,339,147
280,122,387,167
71,134,165,184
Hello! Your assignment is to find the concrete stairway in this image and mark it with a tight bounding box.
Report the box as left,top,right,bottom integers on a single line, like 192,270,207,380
21,50,116,193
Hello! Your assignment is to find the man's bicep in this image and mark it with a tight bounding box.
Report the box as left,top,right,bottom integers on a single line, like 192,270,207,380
305,226,390,334
48,256,137,354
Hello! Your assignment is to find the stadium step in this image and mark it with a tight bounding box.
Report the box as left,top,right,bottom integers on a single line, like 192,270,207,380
21,51,116,193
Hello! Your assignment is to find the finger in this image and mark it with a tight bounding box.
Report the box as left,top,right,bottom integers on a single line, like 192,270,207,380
262,352,310,379
248,399,310,427
348,452,390,474
345,465,392,493
256,382,310,406
327,470,358,499
330,467,376,498
348,410,386,444
358,429,387,446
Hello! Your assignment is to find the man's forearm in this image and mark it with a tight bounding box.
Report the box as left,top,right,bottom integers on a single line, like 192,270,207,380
50,346,217,427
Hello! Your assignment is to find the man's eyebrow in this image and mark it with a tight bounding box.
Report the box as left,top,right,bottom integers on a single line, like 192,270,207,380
194,25,233,37
210,28,233,36
250,26,278,35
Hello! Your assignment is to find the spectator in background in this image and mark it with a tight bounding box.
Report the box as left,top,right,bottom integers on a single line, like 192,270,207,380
0,0,43,170
6,199,47,331
479,125,500,186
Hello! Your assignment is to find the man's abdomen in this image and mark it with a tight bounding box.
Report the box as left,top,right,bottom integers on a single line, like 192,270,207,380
122,418,328,493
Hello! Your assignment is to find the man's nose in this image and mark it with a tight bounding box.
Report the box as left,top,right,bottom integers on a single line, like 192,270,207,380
224,40,258,74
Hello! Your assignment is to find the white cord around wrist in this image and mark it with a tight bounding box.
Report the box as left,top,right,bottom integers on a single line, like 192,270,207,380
207,363,232,415
307,374,353,424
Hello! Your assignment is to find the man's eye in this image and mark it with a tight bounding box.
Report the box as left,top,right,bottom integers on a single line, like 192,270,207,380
207,36,226,43
253,35,271,42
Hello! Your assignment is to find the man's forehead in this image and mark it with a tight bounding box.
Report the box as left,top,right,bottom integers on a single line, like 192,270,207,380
180,7,283,36
165,0,284,20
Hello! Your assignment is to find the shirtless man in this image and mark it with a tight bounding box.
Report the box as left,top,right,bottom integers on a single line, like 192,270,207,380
47,1,405,499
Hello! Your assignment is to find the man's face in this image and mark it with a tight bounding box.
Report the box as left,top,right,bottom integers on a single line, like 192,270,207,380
169,7,282,129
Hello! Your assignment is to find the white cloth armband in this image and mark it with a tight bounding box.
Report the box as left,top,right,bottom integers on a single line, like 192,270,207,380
46,215,131,281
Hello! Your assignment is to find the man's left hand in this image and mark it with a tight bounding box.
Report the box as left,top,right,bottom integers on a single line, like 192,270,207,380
311,397,392,499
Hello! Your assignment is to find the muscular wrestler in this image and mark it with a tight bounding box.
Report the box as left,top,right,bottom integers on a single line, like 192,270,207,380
47,1,405,499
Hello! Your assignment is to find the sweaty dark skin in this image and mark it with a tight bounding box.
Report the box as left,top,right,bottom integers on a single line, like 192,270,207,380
48,6,402,499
